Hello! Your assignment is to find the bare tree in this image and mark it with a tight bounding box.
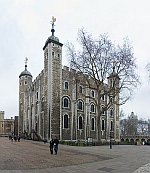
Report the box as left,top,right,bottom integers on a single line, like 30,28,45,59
120,109,126,119
66,29,140,141
120,119,128,135
120,114,149,136
120,113,138,136
146,63,150,81
138,118,149,135
120,109,127,135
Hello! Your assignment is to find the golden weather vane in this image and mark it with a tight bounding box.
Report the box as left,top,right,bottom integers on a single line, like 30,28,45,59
51,16,56,36
51,16,56,29
25,57,28,66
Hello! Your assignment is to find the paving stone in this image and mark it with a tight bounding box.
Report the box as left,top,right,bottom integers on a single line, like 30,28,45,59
0,137,150,173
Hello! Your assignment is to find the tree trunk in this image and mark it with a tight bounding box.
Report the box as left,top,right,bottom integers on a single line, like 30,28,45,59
97,91,101,142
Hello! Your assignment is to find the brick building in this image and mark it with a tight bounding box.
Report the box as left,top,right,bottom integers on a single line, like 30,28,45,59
19,19,120,142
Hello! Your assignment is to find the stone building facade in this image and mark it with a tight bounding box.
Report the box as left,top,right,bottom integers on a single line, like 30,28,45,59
19,21,120,142
0,111,14,136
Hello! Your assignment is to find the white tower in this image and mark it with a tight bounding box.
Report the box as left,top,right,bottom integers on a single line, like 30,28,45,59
43,17,63,140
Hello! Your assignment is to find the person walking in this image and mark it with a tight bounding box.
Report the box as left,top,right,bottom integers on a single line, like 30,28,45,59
18,136,20,142
14,135,17,142
53,136,59,155
49,138,54,154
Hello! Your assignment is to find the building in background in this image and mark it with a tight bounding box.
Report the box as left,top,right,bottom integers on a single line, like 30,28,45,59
0,111,15,136
19,19,120,142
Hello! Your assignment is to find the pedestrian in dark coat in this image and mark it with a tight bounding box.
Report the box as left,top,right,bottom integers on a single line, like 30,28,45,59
18,136,20,142
14,135,17,142
49,139,54,154
53,136,59,155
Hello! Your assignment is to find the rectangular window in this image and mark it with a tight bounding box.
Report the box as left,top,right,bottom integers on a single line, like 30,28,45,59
35,102,38,114
102,95,105,101
64,81,69,90
37,92,38,100
110,121,113,131
91,90,95,97
78,116,83,129
64,114,69,128
102,119,105,130
79,86,83,93
31,97,33,103
91,118,95,131
102,107,105,115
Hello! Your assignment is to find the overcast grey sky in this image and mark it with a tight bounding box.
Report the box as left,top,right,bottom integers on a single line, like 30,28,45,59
0,0,150,119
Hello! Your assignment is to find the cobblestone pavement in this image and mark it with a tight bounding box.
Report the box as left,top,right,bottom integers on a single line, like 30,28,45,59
0,137,109,170
0,137,150,173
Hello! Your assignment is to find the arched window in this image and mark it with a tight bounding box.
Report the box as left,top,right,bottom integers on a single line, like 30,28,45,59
90,104,95,113
77,100,84,110
91,117,95,131
78,116,83,129
64,114,69,128
63,97,69,108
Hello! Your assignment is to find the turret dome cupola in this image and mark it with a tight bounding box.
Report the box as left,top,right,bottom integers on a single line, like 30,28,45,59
19,58,32,78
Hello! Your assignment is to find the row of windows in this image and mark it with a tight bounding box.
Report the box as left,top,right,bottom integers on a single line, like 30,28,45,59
52,51,60,58
64,82,97,98
63,97,114,115
21,80,111,102
29,96,114,117
20,81,27,85
27,98,113,115
63,114,113,131
64,81,112,101
52,44,60,48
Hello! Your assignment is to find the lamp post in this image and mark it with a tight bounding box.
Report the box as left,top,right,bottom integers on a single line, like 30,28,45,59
110,131,112,149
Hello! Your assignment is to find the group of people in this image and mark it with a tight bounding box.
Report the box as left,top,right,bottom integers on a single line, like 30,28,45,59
49,136,59,155
9,135,20,142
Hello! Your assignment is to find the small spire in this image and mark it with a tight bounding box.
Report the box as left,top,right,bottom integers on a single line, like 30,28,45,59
51,16,56,36
25,57,28,70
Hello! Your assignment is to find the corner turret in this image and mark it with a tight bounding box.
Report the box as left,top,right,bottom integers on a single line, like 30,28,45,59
19,58,32,78
19,58,32,135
